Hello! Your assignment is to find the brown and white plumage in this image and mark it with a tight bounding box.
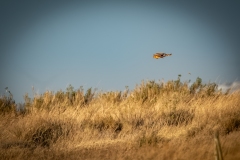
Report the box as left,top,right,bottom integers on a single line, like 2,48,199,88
153,52,172,59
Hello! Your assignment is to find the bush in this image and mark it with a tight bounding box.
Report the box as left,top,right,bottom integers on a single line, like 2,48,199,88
161,109,194,126
138,131,169,147
220,111,240,135
87,116,123,133
0,96,15,114
25,120,72,147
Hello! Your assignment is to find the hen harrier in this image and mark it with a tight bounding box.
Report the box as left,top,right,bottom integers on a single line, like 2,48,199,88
153,53,172,59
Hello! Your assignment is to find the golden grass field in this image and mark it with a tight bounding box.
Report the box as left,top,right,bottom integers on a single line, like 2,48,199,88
1,77,240,160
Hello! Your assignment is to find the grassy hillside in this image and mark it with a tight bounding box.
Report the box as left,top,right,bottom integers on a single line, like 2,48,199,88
1,77,240,160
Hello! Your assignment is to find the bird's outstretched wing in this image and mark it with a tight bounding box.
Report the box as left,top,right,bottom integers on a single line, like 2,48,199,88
153,53,172,59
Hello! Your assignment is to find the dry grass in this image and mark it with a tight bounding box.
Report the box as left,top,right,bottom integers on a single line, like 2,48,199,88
1,77,240,159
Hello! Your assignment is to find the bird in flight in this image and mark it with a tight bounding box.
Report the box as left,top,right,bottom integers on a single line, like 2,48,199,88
153,52,172,59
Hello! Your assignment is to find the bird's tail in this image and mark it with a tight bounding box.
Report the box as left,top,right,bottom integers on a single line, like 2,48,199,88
166,53,172,56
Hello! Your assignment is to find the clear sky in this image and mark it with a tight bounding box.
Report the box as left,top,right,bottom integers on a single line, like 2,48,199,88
1,0,240,103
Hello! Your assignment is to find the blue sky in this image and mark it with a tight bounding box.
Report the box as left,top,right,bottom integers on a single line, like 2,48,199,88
1,0,240,103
